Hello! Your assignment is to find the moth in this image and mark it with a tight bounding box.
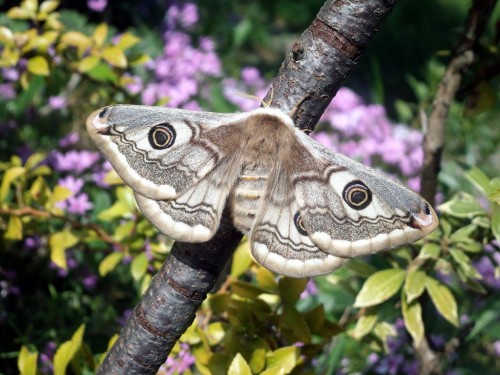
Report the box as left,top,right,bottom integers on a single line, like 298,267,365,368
86,105,438,278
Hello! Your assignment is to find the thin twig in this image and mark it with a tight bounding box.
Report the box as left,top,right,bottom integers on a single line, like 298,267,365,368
420,0,498,205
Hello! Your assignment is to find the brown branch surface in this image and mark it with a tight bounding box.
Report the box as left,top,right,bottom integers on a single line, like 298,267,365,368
420,0,497,205
97,1,399,373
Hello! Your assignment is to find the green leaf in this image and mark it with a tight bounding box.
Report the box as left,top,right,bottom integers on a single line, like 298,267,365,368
101,46,127,68
115,32,141,50
345,259,378,277
12,75,44,115
249,347,266,374
404,269,426,303
466,310,498,341
27,56,49,76
5,216,23,240
417,243,441,260
78,55,100,72
256,266,277,290
92,23,108,46
438,200,486,218
354,269,405,307
425,276,458,326
49,229,78,270
489,189,500,205
464,167,492,196
0,166,26,201
278,277,307,304
39,0,60,15
86,62,118,83
266,346,299,374
401,296,424,344
18,346,38,375
231,240,253,278
351,310,378,339
492,209,500,244
130,253,148,281
228,353,252,375
53,325,85,375
98,252,123,276
231,280,269,298
282,304,311,343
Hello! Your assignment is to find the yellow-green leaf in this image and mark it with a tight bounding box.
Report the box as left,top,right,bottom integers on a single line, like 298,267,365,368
18,346,38,375
425,276,458,326
115,32,140,50
404,269,426,303
78,55,100,72
61,31,90,49
39,0,60,16
228,353,252,375
52,185,72,202
92,23,108,46
266,346,299,374
278,277,307,304
7,6,34,19
49,229,78,270
255,266,277,290
27,56,49,76
53,325,85,375
24,152,46,170
129,53,151,67
352,310,378,339
0,26,14,45
99,252,123,276
401,295,424,344
231,240,253,278
354,268,405,307
5,216,23,240
101,46,127,68
492,209,500,244
417,243,441,260
131,252,148,281
1,166,26,201
249,347,266,374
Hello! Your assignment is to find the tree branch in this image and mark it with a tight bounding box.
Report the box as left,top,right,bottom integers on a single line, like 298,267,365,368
97,1,399,373
420,0,497,205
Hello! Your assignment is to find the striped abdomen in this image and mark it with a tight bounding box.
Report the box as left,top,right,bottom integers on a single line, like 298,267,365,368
229,166,270,235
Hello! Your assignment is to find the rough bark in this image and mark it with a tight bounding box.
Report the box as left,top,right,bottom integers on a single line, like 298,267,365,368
97,1,398,373
420,0,497,205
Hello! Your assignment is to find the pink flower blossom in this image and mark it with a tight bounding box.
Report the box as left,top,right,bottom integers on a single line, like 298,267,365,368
53,150,100,173
58,175,84,194
48,96,67,110
65,193,93,215
87,0,107,12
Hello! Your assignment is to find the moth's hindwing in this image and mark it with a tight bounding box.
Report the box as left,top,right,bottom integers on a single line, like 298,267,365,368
291,129,438,259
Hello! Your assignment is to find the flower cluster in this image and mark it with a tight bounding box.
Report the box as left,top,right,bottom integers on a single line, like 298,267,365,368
139,3,221,108
48,132,112,216
366,319,421,375
314,88,424,191
157,343,195,375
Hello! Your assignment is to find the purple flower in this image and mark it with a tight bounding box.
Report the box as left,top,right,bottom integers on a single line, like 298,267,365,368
24,236,42,250
180,3,198,28
48,95,67,110
0,83,15,99
58,132,80,148
241,67,261,85
493,341,500,357
53,150,100,173
474,255,500,290
158,343,195,375
58,175,84,194
65,193,93,215
300,279,318,298
2,67,19,81
87,0,107,12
